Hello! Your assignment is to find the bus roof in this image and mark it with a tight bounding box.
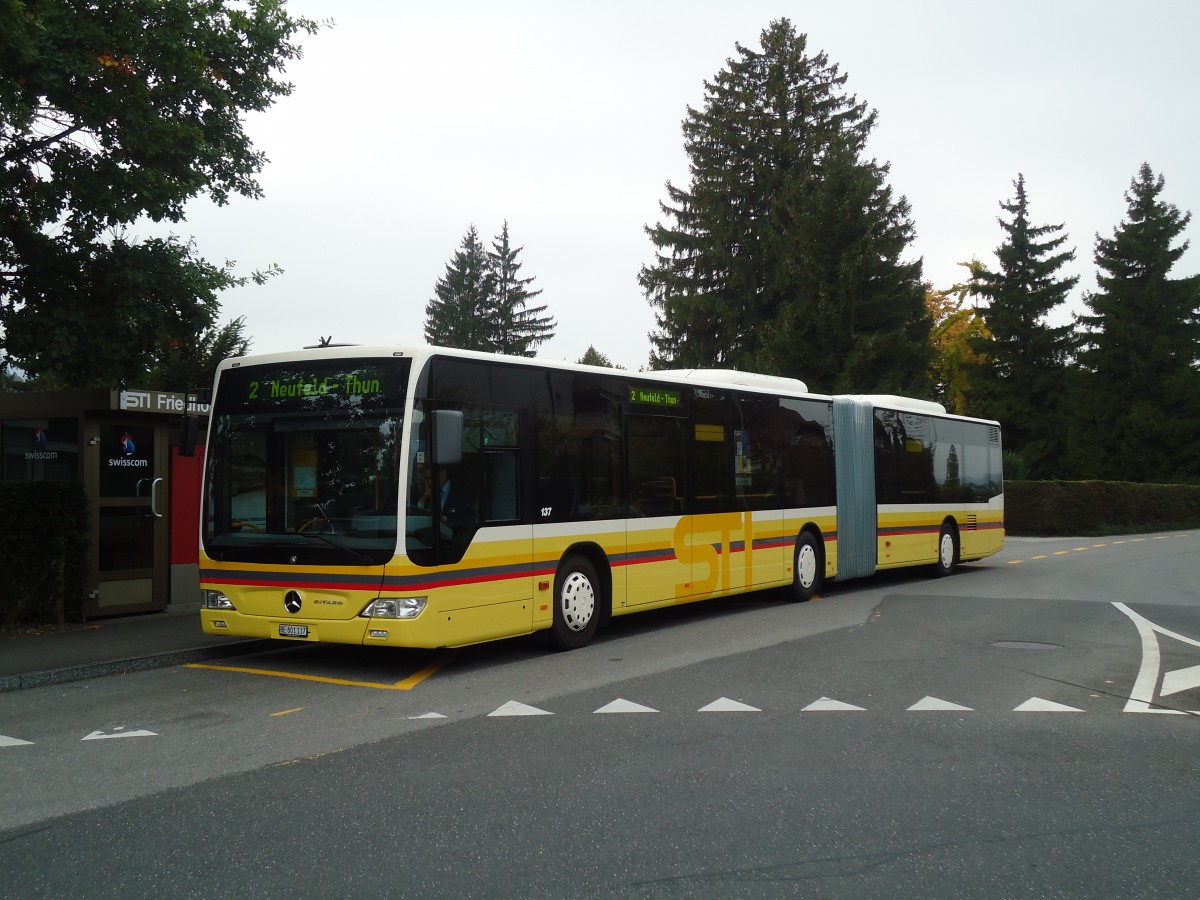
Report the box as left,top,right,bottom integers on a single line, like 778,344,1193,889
214,345,996,423
215,346,829,399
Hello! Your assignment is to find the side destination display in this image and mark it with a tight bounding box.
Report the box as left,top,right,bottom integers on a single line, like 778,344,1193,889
630,385,682,408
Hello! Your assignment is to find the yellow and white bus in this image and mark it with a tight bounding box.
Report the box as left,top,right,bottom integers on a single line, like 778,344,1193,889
199,345,1004,650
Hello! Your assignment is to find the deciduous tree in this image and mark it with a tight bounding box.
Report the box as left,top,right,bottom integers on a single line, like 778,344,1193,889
0,0,316,387
925,275,990,416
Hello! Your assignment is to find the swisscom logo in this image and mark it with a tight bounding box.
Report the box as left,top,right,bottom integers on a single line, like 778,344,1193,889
109,431,148,468
25,426,57,461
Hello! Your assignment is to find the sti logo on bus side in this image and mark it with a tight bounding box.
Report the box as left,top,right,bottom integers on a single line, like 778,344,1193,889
674,511,767,597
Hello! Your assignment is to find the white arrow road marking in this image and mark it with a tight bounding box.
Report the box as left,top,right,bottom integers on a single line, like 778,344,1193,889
908,696,974,711
1114,602,1200,714
1,734,34,747
81,728,158,740
595,699,659,714
803,697,866,712
1161,664,1200,697
408,712,446,719
487,701,552,717
1014,698,1083,712
698,698,761,713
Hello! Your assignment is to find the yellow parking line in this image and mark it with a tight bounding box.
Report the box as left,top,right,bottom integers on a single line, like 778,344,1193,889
271,707,304,717
186,652,456,691
394,654,456,689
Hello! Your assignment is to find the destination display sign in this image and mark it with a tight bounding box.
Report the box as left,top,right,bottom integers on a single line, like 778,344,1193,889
217,359,410,414
629,385,682,408
246,371,383,403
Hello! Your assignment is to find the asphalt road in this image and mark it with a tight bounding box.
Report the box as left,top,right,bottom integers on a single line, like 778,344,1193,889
2,532,1199,898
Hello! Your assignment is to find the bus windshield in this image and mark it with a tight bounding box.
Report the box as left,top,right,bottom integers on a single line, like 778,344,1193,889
203,358,410,566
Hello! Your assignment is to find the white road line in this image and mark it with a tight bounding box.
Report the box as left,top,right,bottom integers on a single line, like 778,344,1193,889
803,697,866,712
595,699,659,714
487,700,553,717
1161,664,1200,698
1113,602,1200,715
1014,698,1082,712
698,697,761,712
908,696,973,711
81,728,158,740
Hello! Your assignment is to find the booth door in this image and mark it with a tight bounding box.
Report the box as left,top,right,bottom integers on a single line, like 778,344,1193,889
89,420,170,615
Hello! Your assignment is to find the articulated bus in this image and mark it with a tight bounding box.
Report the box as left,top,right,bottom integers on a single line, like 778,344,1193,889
199,345,1004,650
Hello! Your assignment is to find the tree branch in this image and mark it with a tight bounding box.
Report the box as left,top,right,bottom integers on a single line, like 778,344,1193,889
0,120,86,165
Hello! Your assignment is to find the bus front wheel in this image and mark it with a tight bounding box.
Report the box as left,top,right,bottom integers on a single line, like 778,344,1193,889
791,532,823,602
550,556,601,650
933,525,958,577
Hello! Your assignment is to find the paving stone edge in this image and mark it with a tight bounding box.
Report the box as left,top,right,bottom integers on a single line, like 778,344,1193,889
0,640,275,693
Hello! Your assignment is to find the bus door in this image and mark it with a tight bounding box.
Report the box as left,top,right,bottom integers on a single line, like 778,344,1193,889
625,412,688,605
734,394,788,588
687,392,785,594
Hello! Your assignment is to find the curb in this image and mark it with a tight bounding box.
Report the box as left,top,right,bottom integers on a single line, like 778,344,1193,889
0,639,275,693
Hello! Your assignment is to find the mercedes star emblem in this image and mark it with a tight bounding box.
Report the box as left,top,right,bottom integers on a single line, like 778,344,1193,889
284,591,302,614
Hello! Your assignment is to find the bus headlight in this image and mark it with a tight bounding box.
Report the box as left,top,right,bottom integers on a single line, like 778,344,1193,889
361,597,427,619
202,590,236,611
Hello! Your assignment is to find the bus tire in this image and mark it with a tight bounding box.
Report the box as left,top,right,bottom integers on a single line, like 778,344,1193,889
933,524,958,577
550,556,602,650
791,532,823,602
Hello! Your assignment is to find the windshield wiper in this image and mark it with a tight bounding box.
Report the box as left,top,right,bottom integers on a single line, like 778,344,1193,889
297,531,376,565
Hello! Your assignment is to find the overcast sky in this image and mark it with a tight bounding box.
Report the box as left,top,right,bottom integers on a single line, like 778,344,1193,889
168,0,1199,375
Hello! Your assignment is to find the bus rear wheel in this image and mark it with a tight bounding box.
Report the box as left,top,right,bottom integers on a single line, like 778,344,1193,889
550,556,602,650
791,532,823,602
933,524,958,577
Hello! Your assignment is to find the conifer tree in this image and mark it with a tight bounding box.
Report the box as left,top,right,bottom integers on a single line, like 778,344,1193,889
488,221,555,357
1074,164,1200,481
640,19,928,393
969,174,1078,476
145,316,252,392
578,345,616,368
424,225,494,352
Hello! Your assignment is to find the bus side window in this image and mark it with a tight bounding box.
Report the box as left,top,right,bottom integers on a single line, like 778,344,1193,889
483,450,519,522
627,415,686,516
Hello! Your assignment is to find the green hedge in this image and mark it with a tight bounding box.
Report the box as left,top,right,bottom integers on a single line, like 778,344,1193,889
1006,480,1200,536
0,482,89,628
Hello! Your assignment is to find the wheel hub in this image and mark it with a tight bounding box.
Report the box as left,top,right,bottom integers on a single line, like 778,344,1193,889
560,572,595,632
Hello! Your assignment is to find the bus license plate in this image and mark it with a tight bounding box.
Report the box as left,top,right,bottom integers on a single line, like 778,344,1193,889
278,624,309,638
